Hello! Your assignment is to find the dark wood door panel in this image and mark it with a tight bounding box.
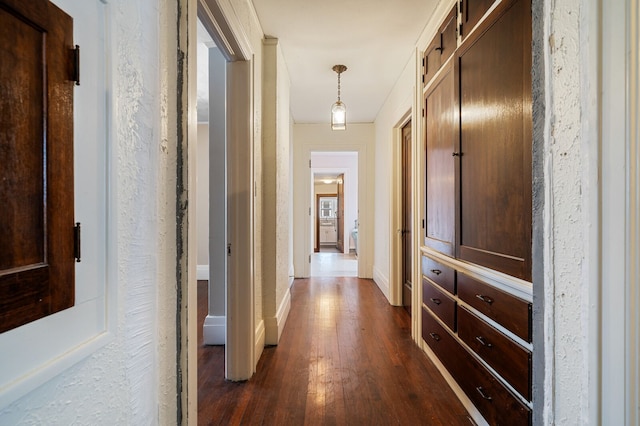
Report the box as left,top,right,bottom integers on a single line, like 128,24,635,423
461,0,496,39
425,65,456,256
0,0,75,333
457,0,532,280
0,6,46,270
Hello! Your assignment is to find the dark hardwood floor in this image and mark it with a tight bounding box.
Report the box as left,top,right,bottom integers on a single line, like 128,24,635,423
198,278,472,425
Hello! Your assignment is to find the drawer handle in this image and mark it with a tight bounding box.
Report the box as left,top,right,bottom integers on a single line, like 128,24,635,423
430,297,442,305
476,386,492,400
429,332,441,341
475,336,493,348
430,269,442,275
475,294,494,304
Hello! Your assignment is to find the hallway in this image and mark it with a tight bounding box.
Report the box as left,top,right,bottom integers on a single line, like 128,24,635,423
198,278,471,425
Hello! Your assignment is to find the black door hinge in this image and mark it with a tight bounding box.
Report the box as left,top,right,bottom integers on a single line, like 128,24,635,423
71,45,80,86
74,222,81,262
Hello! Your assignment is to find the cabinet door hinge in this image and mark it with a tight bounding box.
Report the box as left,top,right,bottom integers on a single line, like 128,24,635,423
309,159,311,168
309,254,311,263
422,108,425,117
74,222,81,262
71,45,80,85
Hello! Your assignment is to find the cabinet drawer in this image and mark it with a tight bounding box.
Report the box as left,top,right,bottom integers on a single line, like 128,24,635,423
458,306,531,400
458,274,531,342
423,279,456,330
422,256,455,294
422,309,531,425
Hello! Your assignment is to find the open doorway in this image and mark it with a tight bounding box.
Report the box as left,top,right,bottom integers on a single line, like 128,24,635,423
310,152,358,277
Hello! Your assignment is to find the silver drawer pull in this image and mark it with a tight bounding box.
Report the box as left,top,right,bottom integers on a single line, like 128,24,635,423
430,297,442,305
429,332,441,341
430,269,442,275
475,294,494,304
475,336,493,347
476,386,492,400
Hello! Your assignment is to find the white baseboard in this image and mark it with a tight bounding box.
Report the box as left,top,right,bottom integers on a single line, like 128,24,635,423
197,265,209,281
288,275,294,288
203,315,225,345
254,320,265,368
265,288,291,345
372,265,390,302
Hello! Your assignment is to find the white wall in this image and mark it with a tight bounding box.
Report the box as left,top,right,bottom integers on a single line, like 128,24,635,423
261,38,292,345
0,0,179,423
371,52,415,296
197,123,210,268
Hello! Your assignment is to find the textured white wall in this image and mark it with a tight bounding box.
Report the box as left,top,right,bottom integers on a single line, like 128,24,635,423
0,0,179,423
372,55,414,290
543,0,593,422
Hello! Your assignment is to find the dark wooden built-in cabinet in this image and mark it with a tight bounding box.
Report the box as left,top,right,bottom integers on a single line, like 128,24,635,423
421,0,533,423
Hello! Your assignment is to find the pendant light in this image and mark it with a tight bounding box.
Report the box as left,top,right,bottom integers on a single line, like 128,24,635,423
331,65,347,130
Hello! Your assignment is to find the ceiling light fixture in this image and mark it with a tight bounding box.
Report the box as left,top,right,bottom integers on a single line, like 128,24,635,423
331,65,347,131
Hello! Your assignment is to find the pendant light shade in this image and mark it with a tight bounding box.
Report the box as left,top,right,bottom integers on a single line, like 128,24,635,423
331,65,347,130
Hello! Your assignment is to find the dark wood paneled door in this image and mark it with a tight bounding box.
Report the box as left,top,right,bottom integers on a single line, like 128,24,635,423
0,0,76,333
336,174,344,253
457,0,532,280
424,63,456,256
401,121,412,314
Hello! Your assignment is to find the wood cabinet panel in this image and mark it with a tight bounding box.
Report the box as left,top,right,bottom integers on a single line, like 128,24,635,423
0,0,75,333
458,273,531,342
458,305,531,400
424,64,456,256
423,5,457,87
422,256,455,295
456,0,532,280
461,0,495,39
423,279,456,330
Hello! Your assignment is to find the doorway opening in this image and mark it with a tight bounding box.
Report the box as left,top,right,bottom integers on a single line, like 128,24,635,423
310,152,358,277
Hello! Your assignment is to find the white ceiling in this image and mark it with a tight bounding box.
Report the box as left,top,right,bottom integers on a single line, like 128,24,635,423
197,1,438,124
252,0,439,124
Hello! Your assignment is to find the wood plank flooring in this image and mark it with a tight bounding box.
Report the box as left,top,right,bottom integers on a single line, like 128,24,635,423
198,278,472,425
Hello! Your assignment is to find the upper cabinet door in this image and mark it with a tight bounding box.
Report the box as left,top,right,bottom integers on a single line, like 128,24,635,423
460,0,496,39
0,0,76,333
424,63,457,257
456,0,532,280
423,5,458,88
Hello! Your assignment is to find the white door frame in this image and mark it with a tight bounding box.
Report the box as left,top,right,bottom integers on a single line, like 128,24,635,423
195,0,255,384
293,128,374,280
390,110,413,308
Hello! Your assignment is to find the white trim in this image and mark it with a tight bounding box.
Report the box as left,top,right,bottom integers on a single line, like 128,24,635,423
264,288,291,345
203,315,226,345
629,0,640,421
197,265,209,280
225,59,255,381
254,320,265,368
389,108,412,308
372,266,390,302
